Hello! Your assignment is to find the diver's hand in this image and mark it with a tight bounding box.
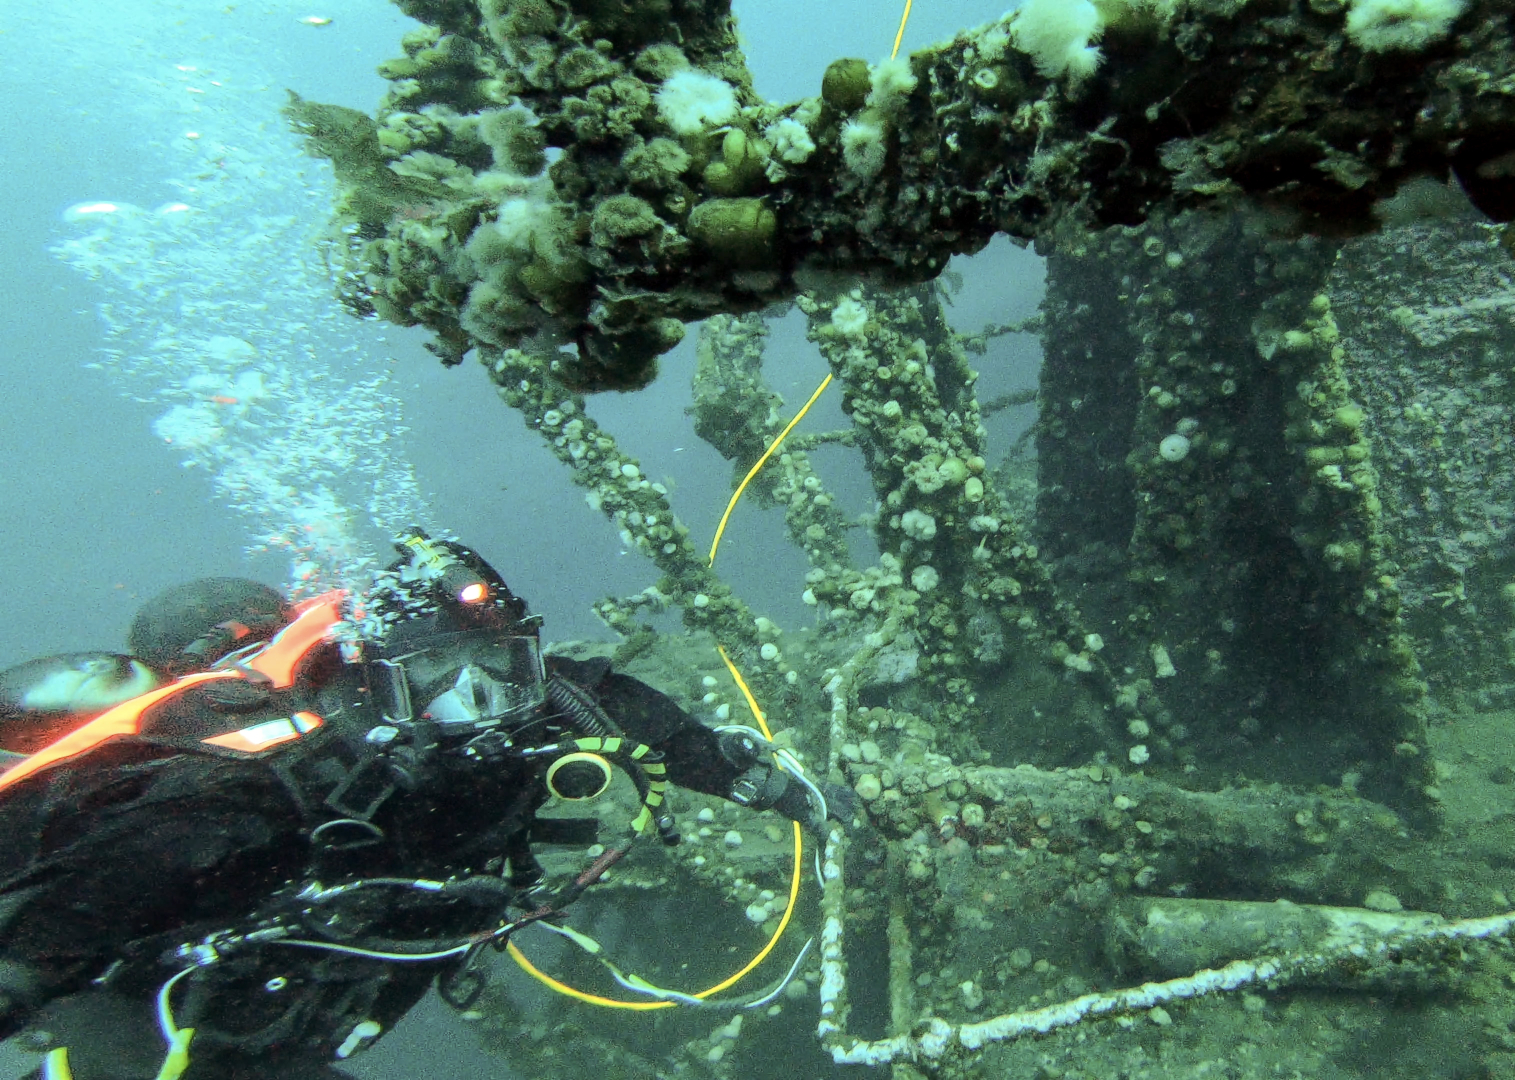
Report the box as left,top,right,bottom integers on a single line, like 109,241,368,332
770,774,861,836
720,732,867,836
771,775,885,878
736,768,886,889
818,780,859,828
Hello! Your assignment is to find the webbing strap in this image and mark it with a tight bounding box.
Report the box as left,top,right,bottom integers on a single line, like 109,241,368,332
244,591,344,688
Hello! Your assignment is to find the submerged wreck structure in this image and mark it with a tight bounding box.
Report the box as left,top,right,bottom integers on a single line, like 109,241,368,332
289,0,1515,1075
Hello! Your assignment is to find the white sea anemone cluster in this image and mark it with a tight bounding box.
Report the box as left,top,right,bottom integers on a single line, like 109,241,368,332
910,564,940,592
1344,0,1466,51
1011,0,1104,80
865,57,918,115
765,117,816,164
840,116,887,178
490,195,559,253
831,298,869,337
1159,433,1191,461
978,19,1011,60
655,69,738,136
900,508,937,542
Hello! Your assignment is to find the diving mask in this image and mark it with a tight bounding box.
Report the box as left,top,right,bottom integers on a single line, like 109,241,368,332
385,630,546,730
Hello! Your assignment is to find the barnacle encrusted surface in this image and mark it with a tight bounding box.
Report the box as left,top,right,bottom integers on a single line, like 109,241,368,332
291,0,1515,392
281,7,1515,1074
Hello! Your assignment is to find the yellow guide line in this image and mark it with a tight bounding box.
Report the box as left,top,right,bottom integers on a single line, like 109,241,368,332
514,0,918,1012
707,374,833,566
891,0,913,59
506,819,803,1009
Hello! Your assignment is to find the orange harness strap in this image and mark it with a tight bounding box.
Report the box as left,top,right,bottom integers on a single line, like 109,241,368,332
201,711,324,754
245,591,345,689
0,591,346,792
0,670,239,792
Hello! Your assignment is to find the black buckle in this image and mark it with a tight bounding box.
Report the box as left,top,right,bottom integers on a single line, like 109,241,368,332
367,659,413,723
728,765,788,812
322,755,396,821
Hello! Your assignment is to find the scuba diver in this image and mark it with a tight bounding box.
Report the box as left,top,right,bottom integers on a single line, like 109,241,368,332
0,531,852,1080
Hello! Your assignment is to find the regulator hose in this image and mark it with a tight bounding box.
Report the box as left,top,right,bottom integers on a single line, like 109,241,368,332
540,678,677,844
545,676,622,739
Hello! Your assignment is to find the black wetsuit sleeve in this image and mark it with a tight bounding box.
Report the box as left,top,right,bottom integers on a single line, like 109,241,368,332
545,656,740,799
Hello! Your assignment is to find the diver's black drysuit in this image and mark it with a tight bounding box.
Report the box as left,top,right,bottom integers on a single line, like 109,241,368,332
0,544,829,1080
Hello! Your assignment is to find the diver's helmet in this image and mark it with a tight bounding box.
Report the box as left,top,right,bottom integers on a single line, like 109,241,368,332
383,529,529,632
128,577,292,677
370,531,546,736
0,652,164,753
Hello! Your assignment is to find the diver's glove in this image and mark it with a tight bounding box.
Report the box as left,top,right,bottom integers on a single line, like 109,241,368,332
718,729,859,836
734,766,859,836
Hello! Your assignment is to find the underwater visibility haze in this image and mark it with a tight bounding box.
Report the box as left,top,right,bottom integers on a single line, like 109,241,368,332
5,0,1515,1077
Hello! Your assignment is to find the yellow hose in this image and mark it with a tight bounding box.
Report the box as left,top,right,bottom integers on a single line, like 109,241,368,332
708,374,833,567
513,0,919,1009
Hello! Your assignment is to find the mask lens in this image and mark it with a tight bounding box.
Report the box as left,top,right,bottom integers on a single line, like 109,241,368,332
398,633,545,728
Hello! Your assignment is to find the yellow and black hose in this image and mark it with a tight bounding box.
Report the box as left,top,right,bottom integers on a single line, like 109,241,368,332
521,735,675,845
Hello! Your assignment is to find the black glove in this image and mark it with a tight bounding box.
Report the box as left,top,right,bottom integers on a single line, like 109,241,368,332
812,779,859,829
717,730,860,836
739,766,859,835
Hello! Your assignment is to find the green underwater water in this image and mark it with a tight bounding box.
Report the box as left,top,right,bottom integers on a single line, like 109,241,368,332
14,0,1515,1075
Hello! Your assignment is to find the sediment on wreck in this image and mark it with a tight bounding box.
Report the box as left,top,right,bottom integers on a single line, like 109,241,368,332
1329,219,1515,713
